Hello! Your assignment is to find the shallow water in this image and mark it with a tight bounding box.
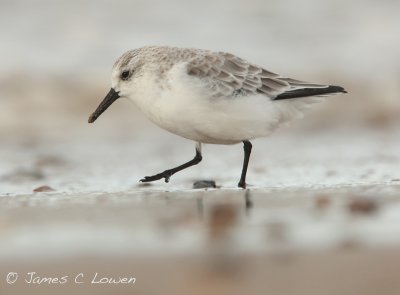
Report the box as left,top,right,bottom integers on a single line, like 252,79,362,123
1,1,400,293
1,128,400,258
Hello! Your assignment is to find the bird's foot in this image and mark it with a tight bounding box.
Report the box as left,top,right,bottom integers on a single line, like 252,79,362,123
140,170,173,183
238,181,247,189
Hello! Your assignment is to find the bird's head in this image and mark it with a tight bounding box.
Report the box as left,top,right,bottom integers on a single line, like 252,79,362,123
88,48,148,123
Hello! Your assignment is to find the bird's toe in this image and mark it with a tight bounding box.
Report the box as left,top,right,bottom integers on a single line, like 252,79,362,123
238,181,247,189
140,171,173,183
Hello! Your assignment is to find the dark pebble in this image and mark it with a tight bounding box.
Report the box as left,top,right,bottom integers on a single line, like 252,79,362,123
348,198,378,215
33,185,55,193
193,180,216,189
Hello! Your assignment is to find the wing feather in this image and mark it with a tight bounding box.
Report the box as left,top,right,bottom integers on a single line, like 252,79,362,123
186,50,345,99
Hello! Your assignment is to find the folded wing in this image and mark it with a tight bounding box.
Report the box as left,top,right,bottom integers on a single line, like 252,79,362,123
186,51,346,99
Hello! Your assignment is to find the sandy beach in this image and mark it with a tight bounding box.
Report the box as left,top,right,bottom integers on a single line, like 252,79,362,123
1,0,400,294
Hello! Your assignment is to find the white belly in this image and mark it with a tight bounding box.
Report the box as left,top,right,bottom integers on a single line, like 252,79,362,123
130,65,322,145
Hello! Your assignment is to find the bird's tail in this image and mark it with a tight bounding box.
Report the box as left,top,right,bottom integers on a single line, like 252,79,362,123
271,82,346,124
274,84,347,100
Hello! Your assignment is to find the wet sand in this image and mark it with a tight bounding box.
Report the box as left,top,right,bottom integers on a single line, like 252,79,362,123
1,127,400,294
1,0,400,293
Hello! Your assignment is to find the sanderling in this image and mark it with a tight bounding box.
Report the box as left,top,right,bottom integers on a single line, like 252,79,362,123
88,46,346,188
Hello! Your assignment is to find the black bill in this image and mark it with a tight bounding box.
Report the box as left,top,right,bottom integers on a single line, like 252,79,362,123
88,88,120,123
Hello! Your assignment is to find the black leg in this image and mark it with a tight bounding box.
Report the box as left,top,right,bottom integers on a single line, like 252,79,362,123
140,144,202,183
238,140,252,189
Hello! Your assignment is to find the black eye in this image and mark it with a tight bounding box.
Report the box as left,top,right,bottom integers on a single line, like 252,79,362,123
121,70,130,80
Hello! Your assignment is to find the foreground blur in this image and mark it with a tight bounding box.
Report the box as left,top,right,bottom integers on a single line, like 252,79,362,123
1,1,400,295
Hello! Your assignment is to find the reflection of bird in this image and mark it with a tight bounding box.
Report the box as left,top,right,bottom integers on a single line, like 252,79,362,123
89,46,346,188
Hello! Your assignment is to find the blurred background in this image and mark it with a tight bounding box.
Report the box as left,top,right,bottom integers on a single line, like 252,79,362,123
1,0,399,143
1,1,400,294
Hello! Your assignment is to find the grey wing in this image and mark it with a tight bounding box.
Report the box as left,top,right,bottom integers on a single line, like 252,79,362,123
186,51,346,99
